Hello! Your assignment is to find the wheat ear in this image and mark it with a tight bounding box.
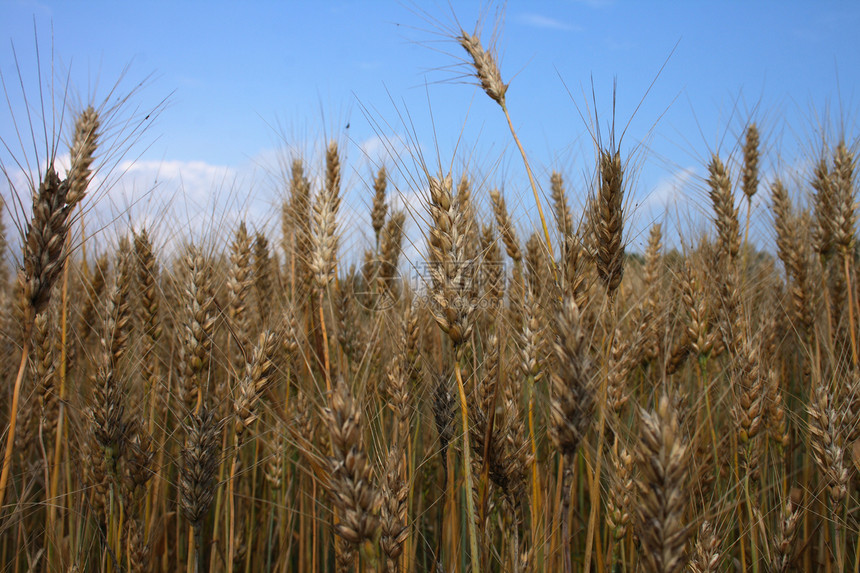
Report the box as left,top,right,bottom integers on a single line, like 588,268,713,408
371,165,388,246
689,521,721,573
551,297,596,573
180,408,221,573
832,141,858,366
772,499,800,573
741,122,760,250
635,394,691,573
594,149,625,296
708,154,740,263
323,379,379,557
311,141,341,393
180,246,216,414
808,383,849,571
227,330,277,571
227,222,253,373
380,447,408,573
771,179,815,337
286,157,313,302
252,232,275,325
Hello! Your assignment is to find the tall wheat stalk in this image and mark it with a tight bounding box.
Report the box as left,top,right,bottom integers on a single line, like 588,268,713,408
458,27,558,284
0,106,99,513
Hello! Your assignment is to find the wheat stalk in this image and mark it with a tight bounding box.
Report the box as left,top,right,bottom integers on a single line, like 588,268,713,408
458,28,556,284
424,170,482,569
0,105,102,513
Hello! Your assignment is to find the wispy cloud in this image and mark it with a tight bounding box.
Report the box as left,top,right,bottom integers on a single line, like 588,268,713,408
519,13,579,32
641,166,696,212
356,133,413,169
1,154,268,255
568,0,615,8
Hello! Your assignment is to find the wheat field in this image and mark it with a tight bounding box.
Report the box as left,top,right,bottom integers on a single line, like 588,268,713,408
0,11,858,573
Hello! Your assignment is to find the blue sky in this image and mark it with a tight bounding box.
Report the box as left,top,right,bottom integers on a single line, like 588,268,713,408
1,0,859,258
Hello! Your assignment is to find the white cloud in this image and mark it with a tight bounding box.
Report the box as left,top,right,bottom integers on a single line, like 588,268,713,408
519,13,579,32
117,159,238,204
640,167,696,212
621,167,697,251
355,133,414,172
1,153,271,258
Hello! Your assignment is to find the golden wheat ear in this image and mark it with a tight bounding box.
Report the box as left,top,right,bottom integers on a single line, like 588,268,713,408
66,106,100,208
371,165,388,246
458,29,508,107
594,149,625,296
689,520,722,573
227,221,253,365
23,107,100,322
232,330,278,442
323,378,380,550
311,141,342,291
771,179,816,338
489,188,521,263
742,123,760,203
831,141,856,258
634,394,691,573
707,154,740,263
179,246,216,415
380,446,408,573
180,407,222,571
